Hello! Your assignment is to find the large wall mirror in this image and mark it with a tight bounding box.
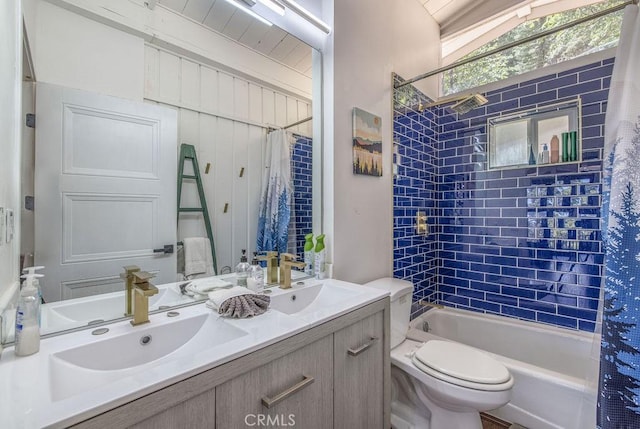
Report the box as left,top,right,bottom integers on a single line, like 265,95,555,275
6,0,323,340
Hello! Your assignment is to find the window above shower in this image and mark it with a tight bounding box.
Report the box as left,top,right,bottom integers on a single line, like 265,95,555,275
439,0,625,96
488,99,581,170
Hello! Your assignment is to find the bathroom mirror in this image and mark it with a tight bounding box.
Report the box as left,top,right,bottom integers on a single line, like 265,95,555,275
488,99,582,170
4,0,323,340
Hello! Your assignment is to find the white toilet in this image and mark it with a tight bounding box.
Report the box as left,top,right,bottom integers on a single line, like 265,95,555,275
365,278,514,429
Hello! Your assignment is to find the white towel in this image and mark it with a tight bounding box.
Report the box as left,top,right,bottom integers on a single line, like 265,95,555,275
184,237,215,279
185,277,233,298
207,286,256,309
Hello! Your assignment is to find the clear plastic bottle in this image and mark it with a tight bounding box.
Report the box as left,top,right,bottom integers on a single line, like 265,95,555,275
235,249,251,287
247,252,264,293
314,234,326,280
15,277,40,356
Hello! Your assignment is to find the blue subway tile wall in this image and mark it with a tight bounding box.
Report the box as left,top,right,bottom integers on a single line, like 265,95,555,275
393,74,440,319
393,59,612,331
292,134,313,260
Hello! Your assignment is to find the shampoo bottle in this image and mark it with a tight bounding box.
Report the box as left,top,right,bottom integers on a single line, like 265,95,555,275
15,276,40,356
541,144,550,164
314,234,326,280
304,233,314,276
550,135,560,163
235,249,250,287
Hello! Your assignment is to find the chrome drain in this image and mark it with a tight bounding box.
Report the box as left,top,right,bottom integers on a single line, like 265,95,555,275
167,311,180,317
140,335,152,345
91,328,109,335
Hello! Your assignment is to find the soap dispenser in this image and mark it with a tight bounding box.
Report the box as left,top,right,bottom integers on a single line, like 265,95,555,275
15,276,40,356
21,266,44,325
248,252,264,293
235,249,250,287
22,266,44,304
20,273,43,327
304,233,314,276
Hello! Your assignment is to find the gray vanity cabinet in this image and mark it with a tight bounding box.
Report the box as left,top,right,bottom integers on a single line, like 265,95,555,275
216,335,333,428
334,311,386,429
69,298,389,429
127,389,216,429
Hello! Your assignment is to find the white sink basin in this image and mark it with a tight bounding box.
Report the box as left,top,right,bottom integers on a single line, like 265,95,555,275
270,282,361,315
48,312,248,401
40,286,195,335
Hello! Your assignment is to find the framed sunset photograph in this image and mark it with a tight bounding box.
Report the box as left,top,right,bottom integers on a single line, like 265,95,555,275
353,107,382,176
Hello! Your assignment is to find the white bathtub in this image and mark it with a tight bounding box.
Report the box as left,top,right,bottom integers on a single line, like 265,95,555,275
408,308,599,429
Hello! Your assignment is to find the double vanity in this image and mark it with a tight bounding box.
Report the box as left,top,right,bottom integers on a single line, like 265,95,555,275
0,278,390,429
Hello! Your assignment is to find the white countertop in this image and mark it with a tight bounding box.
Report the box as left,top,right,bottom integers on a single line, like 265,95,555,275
0,279,388,429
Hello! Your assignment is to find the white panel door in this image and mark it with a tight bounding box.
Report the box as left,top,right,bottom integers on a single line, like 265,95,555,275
35,83,177,302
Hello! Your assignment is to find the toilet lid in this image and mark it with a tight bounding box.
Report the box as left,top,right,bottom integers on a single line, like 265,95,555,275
413,340,511,385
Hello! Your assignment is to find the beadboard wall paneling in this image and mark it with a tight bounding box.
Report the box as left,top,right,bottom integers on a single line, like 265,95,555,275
144,45,312,271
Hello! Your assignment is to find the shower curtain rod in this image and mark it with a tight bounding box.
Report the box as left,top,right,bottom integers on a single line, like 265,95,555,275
395,0,638,89
284,116,313,129
268,116,313,132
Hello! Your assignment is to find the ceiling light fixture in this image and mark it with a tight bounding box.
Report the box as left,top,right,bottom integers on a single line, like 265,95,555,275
278,0,331,34
257,0,285,16
223,0,273,26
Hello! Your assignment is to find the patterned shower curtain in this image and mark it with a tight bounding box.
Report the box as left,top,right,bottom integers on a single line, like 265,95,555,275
598,4,640,428
256,129,293,255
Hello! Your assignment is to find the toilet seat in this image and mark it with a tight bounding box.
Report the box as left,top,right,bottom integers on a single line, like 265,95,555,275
411,340,513,392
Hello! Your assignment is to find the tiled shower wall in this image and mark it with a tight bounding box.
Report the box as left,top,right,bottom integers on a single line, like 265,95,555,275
292,134,313,259
393,75,440,318
393,58,613,331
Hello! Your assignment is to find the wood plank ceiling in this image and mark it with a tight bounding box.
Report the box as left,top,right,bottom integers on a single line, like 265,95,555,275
158,0,313,77
417,0,528,37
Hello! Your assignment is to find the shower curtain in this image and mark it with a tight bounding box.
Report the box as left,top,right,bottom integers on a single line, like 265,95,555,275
598,4,640,428
256,129,293,255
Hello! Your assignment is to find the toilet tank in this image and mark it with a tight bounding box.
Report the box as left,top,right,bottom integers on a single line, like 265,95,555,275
364,278,414,349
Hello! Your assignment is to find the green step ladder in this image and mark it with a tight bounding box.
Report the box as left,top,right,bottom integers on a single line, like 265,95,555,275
177,143,217,274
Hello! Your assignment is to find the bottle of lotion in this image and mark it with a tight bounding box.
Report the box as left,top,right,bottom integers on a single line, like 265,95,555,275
15,276,40,356
21,266,44,326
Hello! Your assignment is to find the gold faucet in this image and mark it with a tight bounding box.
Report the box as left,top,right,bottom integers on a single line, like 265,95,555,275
120,265,141,316
258,251,279,285
279,253,306,289
130,271,159,326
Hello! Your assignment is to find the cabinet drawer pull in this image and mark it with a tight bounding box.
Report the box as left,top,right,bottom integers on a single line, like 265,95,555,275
347,336,378,357
261,375,315,409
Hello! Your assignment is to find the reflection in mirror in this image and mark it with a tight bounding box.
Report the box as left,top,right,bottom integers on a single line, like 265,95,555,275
8,0,320,340
488,99,581,170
